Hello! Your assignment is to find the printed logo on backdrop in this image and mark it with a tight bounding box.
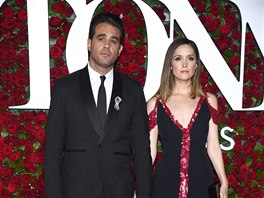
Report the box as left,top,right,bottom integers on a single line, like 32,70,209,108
2,0,262,111
1,0,263,151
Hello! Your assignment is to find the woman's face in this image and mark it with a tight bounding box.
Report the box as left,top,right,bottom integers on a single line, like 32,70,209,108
171,44,197,82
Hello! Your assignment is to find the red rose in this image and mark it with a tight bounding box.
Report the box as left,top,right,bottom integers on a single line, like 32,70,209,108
233,142,243,153
23,160,38,173
227,121,238,130
1,20,16,31
125,43,137,54
55,58,65,67
52,1,73,17
103,0,113,12
49,28,59,39
196,3,206,12
52,1,65,14
210,4,220,16
57,36,66,49
247,70,263,86
227,174,237,187
7,183,16,193
50,67,59,78
35,130,45,141
198,13,206,24
245,45,254,55
249,150,259,161
16,49,29,65
17,31,28,45
112,7,122,16
118,1,133,15
229,56,240,67
204,15,219,33
220,24,231,35
36,111,48,122
243,142,254,155
49,16,63,27
252,73,263,86
219,41,229,50
19,174,32,186
122,15,132,25
50,45,63,59
0,167,11,177
136,55,146,65
61,65,69,76
62,21,72,33
16,0,26,7
2,6,14,19
231,30,241,40
223,13,236,24
29,154,41,164
153,7,166,21
64,7,73,18
230,44,239,52
10,151,21,161
246,32,254,43
17,9,27,21
188,0,197,7
5,47,16,60
7,122,19,134
15,76,28,88
243,98,253,107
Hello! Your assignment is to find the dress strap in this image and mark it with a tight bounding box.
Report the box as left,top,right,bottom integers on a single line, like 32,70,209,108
205,97,219,124
148,97,159,131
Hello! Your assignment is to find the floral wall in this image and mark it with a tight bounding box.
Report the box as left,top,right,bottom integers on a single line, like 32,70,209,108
0,0,263,197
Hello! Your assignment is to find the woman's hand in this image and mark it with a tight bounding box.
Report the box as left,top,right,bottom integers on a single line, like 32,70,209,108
220,182,228,198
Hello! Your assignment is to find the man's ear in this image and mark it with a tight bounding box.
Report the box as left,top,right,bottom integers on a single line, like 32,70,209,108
118,45,123,55
87,39,91,51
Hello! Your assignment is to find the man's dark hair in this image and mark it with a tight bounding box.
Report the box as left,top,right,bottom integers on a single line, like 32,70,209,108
89,12,125,45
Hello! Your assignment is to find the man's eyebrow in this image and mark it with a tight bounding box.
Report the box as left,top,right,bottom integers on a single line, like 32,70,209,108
95,34,119,41
111,36,119,41
96,33,106,38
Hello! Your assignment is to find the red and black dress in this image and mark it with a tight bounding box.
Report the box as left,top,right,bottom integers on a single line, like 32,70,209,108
149,96,218,198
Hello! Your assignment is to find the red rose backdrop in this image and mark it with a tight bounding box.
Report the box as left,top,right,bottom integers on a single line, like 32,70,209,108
0,0,263,197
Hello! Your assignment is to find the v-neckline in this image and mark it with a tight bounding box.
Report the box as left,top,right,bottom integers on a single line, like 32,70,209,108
160,97,204,131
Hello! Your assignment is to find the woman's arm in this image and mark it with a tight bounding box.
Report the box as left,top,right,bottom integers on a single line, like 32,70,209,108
147,97,159,165
206,93,228,198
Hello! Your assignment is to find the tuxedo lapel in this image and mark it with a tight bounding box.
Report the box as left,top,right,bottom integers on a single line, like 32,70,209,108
79,66,103,138
99,71,123,143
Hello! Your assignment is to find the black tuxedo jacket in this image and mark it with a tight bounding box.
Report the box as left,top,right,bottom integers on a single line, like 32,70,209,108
44,66,152,198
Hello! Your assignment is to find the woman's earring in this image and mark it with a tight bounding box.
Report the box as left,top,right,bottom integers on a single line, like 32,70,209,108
195,64,197,69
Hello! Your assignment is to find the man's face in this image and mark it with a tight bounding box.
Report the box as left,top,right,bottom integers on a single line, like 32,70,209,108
88,22,123,74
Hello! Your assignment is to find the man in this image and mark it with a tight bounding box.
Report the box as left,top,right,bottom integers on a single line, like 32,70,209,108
44,12,152,198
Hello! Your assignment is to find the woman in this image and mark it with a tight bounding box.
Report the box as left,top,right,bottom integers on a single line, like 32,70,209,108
147,38,228,198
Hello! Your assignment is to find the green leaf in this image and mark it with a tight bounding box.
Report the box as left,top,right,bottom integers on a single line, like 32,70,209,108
1,130,9,138
18,131,27,139
3,157,10,166
33,141,41,151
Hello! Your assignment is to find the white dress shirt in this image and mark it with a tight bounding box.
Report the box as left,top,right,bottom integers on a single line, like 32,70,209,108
87,64,113,113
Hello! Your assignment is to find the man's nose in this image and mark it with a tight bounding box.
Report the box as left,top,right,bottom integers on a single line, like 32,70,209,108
104,40,110,48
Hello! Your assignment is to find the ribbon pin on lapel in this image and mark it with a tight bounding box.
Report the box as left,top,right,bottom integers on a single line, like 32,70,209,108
114,96,122,110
